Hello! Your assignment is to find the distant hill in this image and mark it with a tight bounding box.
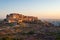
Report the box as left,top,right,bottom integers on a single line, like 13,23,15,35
44,19,60,26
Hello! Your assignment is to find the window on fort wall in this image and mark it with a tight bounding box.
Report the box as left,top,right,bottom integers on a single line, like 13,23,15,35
13,16,16,19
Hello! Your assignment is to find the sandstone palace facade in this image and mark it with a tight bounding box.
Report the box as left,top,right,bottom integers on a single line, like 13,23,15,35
6,13,38,23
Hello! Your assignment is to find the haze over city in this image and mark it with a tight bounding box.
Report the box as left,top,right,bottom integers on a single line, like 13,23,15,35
0,0,60,19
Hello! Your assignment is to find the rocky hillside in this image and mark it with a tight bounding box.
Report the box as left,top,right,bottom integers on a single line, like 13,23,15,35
0,19,60,40
0,13,60,40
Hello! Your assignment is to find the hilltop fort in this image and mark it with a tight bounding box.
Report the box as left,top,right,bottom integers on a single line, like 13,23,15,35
5,13,38,24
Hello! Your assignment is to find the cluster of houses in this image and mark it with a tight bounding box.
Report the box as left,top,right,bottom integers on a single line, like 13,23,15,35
5,13,38,24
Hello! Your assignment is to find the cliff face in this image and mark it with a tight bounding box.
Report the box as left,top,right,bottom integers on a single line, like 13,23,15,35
6,13,38,23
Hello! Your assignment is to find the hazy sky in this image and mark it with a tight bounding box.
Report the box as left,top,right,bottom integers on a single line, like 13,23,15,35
0,0,60,19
